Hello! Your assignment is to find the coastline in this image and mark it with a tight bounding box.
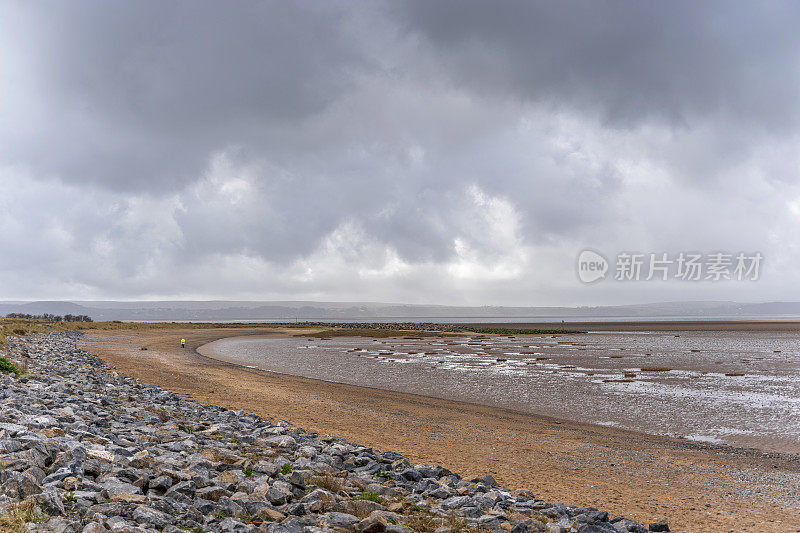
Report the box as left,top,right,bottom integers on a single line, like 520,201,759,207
3,331,667,533
80,326,800,532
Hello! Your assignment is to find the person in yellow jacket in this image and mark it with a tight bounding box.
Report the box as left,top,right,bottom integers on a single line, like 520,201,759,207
181,338,186,348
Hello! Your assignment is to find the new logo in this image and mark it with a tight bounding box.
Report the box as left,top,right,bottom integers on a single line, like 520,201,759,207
577,250,608,283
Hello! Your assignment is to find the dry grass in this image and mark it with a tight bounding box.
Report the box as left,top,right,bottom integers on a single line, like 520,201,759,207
402,513,440,532
310,474,345,493
0,500,44,533
145,407,172,423
346,499,383,518
402,511,471,533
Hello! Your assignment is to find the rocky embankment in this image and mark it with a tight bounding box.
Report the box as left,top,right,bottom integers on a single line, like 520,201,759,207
1,333,671,533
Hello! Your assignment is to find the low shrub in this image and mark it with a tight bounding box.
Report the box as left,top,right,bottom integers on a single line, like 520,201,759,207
0,356,22,376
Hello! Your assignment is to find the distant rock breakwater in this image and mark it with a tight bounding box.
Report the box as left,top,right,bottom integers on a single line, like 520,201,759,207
297,322,463,332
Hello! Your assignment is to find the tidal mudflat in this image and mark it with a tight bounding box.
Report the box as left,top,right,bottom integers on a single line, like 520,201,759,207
200,330,800,453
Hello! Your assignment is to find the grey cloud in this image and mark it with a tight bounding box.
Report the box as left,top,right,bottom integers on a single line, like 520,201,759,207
1,1,799,304
396,1,800,131
1,1,368,191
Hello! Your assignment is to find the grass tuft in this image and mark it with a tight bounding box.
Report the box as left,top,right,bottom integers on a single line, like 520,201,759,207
0,500,45,532
352,491,383,504
0,356,22,377
310,474,344,493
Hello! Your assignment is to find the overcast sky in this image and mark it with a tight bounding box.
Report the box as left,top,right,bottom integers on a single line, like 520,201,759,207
2,1,799,306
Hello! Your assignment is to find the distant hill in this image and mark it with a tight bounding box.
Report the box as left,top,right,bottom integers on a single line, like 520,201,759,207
0,301,93,316
2,300,800,322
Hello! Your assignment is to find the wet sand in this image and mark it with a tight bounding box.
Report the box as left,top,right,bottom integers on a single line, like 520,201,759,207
199,330,800,454
79,326,800,532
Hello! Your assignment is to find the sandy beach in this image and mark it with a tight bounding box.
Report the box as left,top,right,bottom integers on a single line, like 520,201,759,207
80,326,800,532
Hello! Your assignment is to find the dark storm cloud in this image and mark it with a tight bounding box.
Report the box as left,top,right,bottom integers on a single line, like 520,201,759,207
396,1,800,131
1,1,800,303
1,1,367,191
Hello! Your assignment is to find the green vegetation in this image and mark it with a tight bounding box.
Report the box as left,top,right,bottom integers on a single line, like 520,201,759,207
375,470,391,480
280,462,293,475
0,356,22,377
243,466,253,477
352,491,383,504
467,327,586,335
6,313,92,323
